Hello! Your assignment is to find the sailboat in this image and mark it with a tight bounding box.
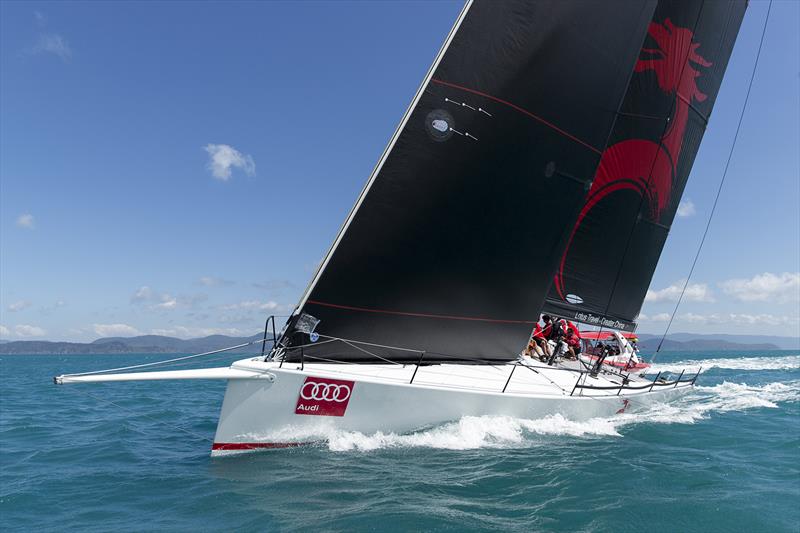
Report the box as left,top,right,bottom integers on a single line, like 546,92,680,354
55,0,747,454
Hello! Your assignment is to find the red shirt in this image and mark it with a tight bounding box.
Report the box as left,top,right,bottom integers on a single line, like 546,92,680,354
566,320,581,339
566,335,580,348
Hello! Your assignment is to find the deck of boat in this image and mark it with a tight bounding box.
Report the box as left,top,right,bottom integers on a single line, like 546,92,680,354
230,355,684,399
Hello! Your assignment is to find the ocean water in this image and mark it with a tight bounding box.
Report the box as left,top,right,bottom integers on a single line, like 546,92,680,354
1,350,798,532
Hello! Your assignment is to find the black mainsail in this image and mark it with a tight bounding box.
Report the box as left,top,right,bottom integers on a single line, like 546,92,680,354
543,0,747,331
279,0,658,363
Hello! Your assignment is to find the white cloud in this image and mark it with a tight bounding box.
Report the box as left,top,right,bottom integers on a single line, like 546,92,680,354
645,280,714,303
198,276,234,287
639,312,671,322
676,199,696,218
93,323,141,337
14,324,46,337
7,300,32,312
16,213,35,229
154,295,178,309
680,312,716,324
32,33,72,62
720,272,800,304
216,300,286,325
34,11,46,26
252,279,293,291
41,299,67,313
131,285,205,310
0,325,10,337
221,300,281,312
676,312,799,327
204,144,255,181
131,285,153,303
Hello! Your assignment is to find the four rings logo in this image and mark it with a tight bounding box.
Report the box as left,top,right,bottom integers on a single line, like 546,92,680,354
295,377,355,417
301,381,351,402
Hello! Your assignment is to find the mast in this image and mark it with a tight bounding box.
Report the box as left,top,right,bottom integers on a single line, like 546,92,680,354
281,0,658,363
543,0,748,331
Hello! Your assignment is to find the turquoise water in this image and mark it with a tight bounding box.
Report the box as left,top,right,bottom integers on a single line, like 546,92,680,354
1,350,798,532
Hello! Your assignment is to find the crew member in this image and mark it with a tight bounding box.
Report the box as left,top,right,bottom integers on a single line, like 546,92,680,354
526,323,545,358
535,315,554,358
564,329,580,359
545,318,568,365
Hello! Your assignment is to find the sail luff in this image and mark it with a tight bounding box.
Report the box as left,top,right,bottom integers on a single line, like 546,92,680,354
290,0,476,323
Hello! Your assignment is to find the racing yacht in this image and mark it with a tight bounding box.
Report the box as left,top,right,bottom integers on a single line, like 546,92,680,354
55,0,746,454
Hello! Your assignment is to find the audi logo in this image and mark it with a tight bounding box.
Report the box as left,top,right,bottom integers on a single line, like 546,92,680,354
300,381,352,402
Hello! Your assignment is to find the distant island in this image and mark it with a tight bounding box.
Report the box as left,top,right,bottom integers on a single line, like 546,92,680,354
635,338,779,352
0,331,796,355
0,334,268,355
635,332,798,351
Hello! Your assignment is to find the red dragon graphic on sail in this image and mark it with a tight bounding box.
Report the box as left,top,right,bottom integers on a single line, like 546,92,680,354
554,19,711,299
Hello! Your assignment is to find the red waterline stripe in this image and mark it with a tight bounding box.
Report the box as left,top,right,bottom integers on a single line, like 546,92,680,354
212,442,314,451
306,300,536,325
430,78,602,155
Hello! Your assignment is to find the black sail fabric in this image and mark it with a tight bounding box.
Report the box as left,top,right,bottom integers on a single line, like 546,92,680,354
543,0,747,331
281,0,657,363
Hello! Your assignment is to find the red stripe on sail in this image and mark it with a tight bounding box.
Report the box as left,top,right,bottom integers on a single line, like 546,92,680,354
306,300,537,325
430,78,602,155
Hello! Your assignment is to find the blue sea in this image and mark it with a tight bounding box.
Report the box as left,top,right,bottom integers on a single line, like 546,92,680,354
1,350,798,532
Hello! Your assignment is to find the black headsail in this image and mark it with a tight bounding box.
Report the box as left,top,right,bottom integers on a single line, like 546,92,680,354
543,0,747,332
279,0,657,363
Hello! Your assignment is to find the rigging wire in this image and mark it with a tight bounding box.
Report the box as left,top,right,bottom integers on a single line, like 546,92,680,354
654,0,773,359
59,340,267,378
339,339,404,366
517,361,571,395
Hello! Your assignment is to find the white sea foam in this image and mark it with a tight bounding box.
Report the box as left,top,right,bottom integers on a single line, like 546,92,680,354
647,354,800,374
694,380,800,410
611,380,800,428
326,414,622,452
320,379,800,452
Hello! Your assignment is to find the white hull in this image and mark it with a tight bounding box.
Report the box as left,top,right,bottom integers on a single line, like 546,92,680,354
211,357,692,455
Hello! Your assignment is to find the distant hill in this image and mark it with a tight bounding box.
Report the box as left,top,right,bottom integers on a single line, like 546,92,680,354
636,332,799,351
0,330,794,355
637,338,779,352
0,334,269,355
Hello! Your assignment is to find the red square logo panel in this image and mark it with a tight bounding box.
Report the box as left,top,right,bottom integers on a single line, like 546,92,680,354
295,376,355,417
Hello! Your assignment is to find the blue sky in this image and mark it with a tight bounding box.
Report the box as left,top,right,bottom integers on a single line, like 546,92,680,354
1,1,797,342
